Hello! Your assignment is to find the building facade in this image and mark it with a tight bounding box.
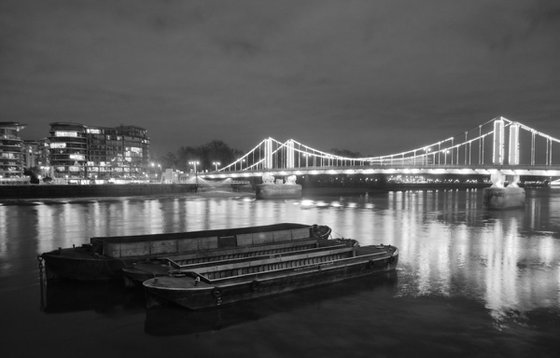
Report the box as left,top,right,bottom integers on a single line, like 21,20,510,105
0,122,26,179
23,139,50,171
49,122,88,181
49,122,150,182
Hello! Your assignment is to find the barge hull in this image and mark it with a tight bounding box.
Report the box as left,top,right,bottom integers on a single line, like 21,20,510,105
41,223,331,281
41,250,125,281
144,253,398,310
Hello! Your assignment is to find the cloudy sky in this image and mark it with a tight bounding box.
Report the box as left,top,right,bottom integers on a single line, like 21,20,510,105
1,0,559,157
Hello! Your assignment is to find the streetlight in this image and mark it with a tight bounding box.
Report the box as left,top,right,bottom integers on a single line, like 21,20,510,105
212,161,221,171
188,161,199,186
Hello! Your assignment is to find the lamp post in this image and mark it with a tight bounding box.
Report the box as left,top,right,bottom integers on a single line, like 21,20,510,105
188,161,199,188
212,161,221,171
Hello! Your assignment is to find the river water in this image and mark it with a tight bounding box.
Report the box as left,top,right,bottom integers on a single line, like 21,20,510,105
1,188,559,357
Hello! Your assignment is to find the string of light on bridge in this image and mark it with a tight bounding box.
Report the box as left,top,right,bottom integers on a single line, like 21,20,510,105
204,117,560,179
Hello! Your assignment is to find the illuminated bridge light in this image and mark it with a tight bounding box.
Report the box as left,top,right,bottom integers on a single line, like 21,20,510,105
426,169,447,175
201,117,560,182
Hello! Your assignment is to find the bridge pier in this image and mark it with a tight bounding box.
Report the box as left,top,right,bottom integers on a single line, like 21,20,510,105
484,169,525,209
256,173,302,199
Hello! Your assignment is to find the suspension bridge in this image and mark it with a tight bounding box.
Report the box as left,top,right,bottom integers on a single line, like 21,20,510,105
201,116,560,185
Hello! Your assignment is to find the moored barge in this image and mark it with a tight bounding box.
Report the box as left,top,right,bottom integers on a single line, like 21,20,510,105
40,223,331,281
122,237,347,285
143,243,398,310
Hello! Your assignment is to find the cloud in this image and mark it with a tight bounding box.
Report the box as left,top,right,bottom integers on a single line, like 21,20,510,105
1,0,559,156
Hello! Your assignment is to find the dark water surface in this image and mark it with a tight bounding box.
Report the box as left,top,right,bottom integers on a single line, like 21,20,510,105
1,189,560,357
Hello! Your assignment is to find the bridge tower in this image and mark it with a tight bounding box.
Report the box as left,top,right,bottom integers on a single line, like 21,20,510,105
264,138,273,169
508,122,520,165
286,140,295,169
492,117,505,165
491,118,506,186
508,122,521,185
491,117,521,186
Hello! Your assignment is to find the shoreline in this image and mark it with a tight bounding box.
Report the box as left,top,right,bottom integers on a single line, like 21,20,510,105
0,183,197,200
1,182,550,201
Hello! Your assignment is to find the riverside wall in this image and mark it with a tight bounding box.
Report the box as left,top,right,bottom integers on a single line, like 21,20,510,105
0,184,198,199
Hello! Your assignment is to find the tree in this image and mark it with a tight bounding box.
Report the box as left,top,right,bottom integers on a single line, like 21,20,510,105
24,167,40,184
157,140,243,172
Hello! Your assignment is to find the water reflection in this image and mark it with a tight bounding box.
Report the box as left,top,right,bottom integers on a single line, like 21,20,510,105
144,273,398,336
2,189,560,326
381,190,560,325
40,280,144,315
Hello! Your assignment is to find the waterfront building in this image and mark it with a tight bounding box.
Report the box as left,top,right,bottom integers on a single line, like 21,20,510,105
23,139,50,170
0,122,26,180
49,122,88,181
49,122,150,182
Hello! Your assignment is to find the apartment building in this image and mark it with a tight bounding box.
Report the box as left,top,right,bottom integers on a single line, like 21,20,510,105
0,122,26,179
49,122,150,181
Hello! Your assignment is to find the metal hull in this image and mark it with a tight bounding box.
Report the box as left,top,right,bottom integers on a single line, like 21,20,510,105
144,251,398,310
40,223,331,281
41,250,126,281
122,237,340,286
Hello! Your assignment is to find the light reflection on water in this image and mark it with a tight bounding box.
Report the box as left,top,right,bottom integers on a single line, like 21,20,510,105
0,189,559,326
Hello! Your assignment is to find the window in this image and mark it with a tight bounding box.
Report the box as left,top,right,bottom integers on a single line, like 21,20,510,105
55,131,78,137
69,154,85,161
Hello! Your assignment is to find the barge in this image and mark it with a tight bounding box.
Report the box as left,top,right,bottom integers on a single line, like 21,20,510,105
40,223,331,281
143,242,398,310
122,237,347,285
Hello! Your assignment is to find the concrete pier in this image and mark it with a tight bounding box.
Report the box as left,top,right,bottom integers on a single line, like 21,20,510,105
483,186,525,209
255,183,302,199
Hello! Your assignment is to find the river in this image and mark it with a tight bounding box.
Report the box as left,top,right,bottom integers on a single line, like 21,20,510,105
1,188,559,357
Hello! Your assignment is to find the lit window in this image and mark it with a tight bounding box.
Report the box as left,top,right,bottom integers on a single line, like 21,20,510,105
69,154,85,161
55,131,78,137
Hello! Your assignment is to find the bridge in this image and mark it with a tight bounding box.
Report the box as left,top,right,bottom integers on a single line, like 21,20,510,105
201,117,560,184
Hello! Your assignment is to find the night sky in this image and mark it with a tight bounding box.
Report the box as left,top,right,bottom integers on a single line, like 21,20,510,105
1,0,559,158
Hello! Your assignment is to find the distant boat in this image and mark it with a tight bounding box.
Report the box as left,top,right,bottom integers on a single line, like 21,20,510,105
40,223,332,281
143,242,399,310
